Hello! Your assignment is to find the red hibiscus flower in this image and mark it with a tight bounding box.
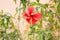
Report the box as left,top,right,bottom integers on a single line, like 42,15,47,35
23,6,43,24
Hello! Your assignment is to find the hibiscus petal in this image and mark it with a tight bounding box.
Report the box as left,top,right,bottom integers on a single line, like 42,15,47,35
23,11,31,24
32,12,43,20
23,11,29,19
26,17,31,24
27,6,34,14
31,18,37,24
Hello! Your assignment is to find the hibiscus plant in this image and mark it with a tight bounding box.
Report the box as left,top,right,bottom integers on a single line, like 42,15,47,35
0,0,60,40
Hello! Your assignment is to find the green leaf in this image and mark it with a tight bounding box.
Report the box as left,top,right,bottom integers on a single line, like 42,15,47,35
57,3,60,13
30,26,35,32
2,18,5,27
48,34,53,40
16,7,20,13
46,30,52,34
21,0,27,7
40,33,45,40
30,2,37,6
40,7,45,15
28,31,33,35
41,4,48,8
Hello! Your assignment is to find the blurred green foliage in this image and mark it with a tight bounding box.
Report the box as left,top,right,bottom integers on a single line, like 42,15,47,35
0,11,23,40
